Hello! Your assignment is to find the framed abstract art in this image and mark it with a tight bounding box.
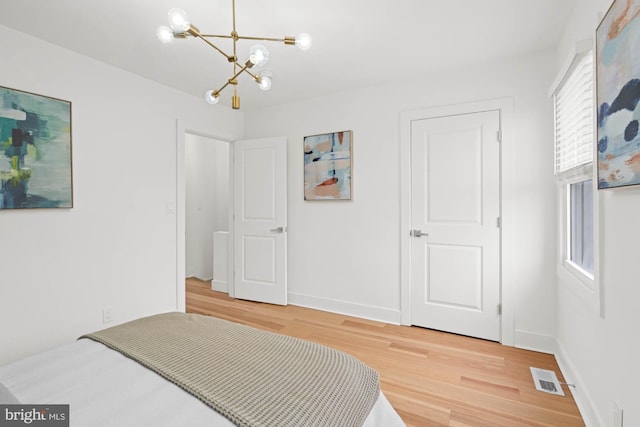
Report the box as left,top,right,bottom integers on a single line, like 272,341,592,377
596,0,640,189
0,86,73,208
304,130,352,200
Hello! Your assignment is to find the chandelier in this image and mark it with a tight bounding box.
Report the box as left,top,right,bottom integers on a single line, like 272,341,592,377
157,0,312,110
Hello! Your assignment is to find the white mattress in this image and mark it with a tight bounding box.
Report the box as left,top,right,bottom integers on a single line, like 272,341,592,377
0,339,405,426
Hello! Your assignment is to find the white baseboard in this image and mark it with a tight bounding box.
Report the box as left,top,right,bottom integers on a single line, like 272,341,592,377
514,330,556,354
211,280,228,293
555,341,603,427
515,332,599,426
288,293,402,325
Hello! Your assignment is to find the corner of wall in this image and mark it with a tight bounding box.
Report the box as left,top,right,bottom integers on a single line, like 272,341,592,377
555,339,605,427
513,330,557,354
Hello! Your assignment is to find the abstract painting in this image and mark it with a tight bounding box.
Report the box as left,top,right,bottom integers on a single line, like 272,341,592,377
596,0,640,189
0,86,72,209
304,130,352,200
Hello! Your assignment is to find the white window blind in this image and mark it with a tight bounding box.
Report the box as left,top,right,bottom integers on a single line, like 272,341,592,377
554,51,593,177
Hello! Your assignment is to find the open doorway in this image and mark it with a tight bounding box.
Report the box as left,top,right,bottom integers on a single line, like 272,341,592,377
176,119,235,313
185,134,229,289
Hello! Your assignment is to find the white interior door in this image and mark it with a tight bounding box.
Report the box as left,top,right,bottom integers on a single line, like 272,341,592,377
233,137,287,305
410,110,501,341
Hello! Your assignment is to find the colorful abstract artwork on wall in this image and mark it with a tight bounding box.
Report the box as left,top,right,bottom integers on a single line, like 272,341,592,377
596,0,640,189
304,130,352,200
0,86,72,209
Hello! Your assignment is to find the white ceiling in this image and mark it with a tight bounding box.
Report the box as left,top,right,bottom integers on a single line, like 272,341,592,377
0,0,578,111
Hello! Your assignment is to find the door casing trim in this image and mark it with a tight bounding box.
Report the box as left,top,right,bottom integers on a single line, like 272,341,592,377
399,98,515,346
176,119,238,312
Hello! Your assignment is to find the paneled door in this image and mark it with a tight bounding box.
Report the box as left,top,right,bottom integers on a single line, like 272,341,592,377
410,110,501,341
233,137,287,305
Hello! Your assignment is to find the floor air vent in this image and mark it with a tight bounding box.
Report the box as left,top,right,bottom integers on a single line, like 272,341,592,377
529,367,565,396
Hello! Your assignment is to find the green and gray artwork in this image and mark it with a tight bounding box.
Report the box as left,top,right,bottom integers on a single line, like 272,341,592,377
0,87,72,209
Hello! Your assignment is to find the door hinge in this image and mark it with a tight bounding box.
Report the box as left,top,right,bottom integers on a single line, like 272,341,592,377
497,130,502,143
497,217,501,228
497,304,502,315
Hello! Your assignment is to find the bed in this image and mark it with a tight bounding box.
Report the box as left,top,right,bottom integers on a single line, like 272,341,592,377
0,312,405,426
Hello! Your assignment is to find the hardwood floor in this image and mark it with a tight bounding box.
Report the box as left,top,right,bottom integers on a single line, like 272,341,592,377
186,278,584,427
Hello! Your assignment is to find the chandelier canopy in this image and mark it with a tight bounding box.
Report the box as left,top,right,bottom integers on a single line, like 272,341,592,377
157,0,311,110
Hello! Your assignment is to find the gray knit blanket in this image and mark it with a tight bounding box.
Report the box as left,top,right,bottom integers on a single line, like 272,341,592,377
80,312,380,427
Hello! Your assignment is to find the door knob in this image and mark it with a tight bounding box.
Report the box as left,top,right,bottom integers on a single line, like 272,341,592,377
411,229,428,237
270,226,286,233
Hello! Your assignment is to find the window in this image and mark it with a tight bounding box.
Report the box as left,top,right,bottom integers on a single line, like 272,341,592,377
553,50,595,284
569,179,593,275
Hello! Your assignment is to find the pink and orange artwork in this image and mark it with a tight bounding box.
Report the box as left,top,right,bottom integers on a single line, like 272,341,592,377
597,0,640,188
304,131,352,200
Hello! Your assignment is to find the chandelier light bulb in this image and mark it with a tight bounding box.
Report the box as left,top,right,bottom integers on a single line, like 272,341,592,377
257,72,272,91
258,76,272,91
295,33,312,51
156,26,175,43
249,44,270,67
168,8,190,32
204,90,220,105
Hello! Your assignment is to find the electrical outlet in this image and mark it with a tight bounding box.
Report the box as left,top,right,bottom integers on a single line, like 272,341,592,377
102,307,114,324
614,402,623,427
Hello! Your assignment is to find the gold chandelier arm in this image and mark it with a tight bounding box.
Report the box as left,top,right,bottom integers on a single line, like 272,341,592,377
211,60,260,98
198,34,296,46
232,0,239,84
199,34,234,39
232,0,237,34
235,59,262,81
241,66,259,81
213,81,230,96
237,35,296,45
188,27,236,62
214,61,252,94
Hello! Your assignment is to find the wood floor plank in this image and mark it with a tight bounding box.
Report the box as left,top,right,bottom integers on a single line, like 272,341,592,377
185,278,584,427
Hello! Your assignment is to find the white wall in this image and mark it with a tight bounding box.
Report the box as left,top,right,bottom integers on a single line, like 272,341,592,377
0,25,243,365
185,135,229,280
244,50,559,346
4,8,634,424
555,2,640,426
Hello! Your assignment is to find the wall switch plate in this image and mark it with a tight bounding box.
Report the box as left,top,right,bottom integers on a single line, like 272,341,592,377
102,307,114,324
614,402,623,427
